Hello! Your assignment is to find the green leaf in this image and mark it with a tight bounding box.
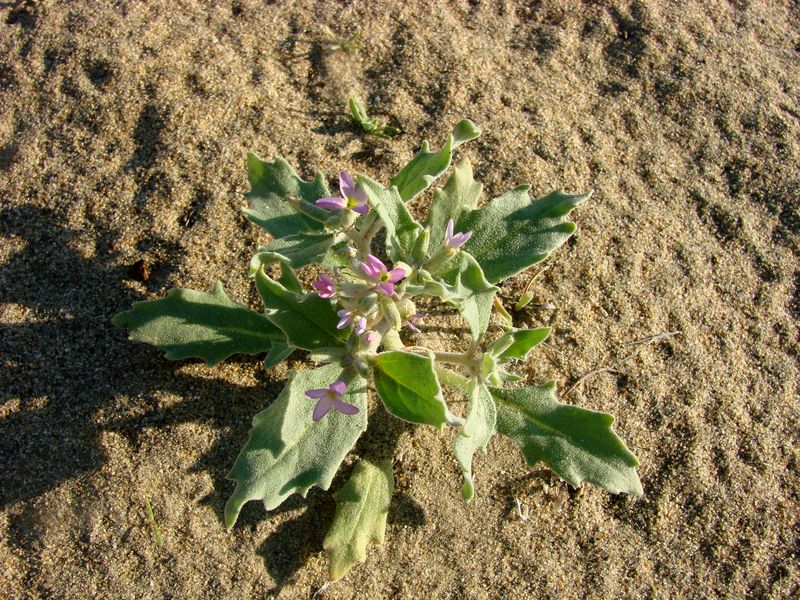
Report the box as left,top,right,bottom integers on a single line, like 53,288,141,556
249,232,335,273
278,261,303,294
390,119,481,202
225,364,367,528
457,188,591,284
349,94,372,130
373,350,458,428
242,154,329,238
439,252,498,342
113,282,282,367
488,327,551,362
323,459,394,581
358,175,421,262
454,384,497,501
255,268,346,351
491,383,643,495
425,157,482,252
264,340,295,368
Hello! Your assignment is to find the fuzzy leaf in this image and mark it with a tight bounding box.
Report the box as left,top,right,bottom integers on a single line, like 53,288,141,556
439,252,498,342
264,340,295,368
488,327,551,362
225,364,367,527
457,188,591,284
358,175,421,262
243,154,329,238
373,351,458,428
249,232,335,273
278,261,303,294
425,157,483,251
454,384,497,501
255,268,346,350
323,459,394,581
112,282,282,367
491,383,643,495
390,119,481,202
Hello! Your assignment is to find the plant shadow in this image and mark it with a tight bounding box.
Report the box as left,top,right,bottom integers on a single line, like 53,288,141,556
1,203,429,590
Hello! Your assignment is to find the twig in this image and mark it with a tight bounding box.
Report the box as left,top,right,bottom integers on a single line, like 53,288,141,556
144,497,163,546
565,367,625,396
312,580,334,598
514,496,529,522
622,330,681,349
566,330,681,396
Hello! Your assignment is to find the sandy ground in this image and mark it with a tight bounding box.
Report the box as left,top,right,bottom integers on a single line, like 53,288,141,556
1,1,798,598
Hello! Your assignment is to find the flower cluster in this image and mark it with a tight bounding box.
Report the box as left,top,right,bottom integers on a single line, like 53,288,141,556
305,171,474,420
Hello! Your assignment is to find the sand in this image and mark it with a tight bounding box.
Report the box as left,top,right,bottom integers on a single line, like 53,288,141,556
1,0,798,598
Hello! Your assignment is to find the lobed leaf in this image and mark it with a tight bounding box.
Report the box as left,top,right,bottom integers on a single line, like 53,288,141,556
373,350,458,428
390,119,481,202
249,231,335,273
488,327,551,362
242,154,329,238
425,157,482,252
255,268,346,351
112,282,282,367
438,251,499,342
454,384,497,501
323,459,394,581
491,383,643,495
225,364,368,528
358,175,421,262
457,188,591,284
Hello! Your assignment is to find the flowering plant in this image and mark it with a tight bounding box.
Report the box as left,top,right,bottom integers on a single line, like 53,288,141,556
114,121,642,581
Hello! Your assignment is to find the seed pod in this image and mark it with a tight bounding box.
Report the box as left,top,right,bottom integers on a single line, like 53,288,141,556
378,293,402,330
360,292,379,314
412,228,431,263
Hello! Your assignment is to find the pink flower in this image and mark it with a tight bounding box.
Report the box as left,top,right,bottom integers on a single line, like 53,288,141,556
305,380,360,421
337,309,367,334
315,171,369,215
444,219,473,250
312,274,337,298
359,254,407,296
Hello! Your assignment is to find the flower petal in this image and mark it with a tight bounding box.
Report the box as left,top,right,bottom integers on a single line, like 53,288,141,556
351,200,369,215
330,380,347,396
445,218,455,242
334,398,360,416
305,388,329,399
336,309,352,329
366,254,386,275
339,171,356,197
312,398,334,421
359,261,380,280
355,316,367,335
315,196,347,211
387,267,407,283
379,281,395,296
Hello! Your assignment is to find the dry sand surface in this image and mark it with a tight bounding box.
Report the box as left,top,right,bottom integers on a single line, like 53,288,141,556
1,0,798,598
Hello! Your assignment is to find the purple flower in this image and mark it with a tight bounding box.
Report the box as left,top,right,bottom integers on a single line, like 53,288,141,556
444,219,473,250
305,380,360,421
359,254,407,296
312,274,337,298
315,171,369,215
337,309,367,334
